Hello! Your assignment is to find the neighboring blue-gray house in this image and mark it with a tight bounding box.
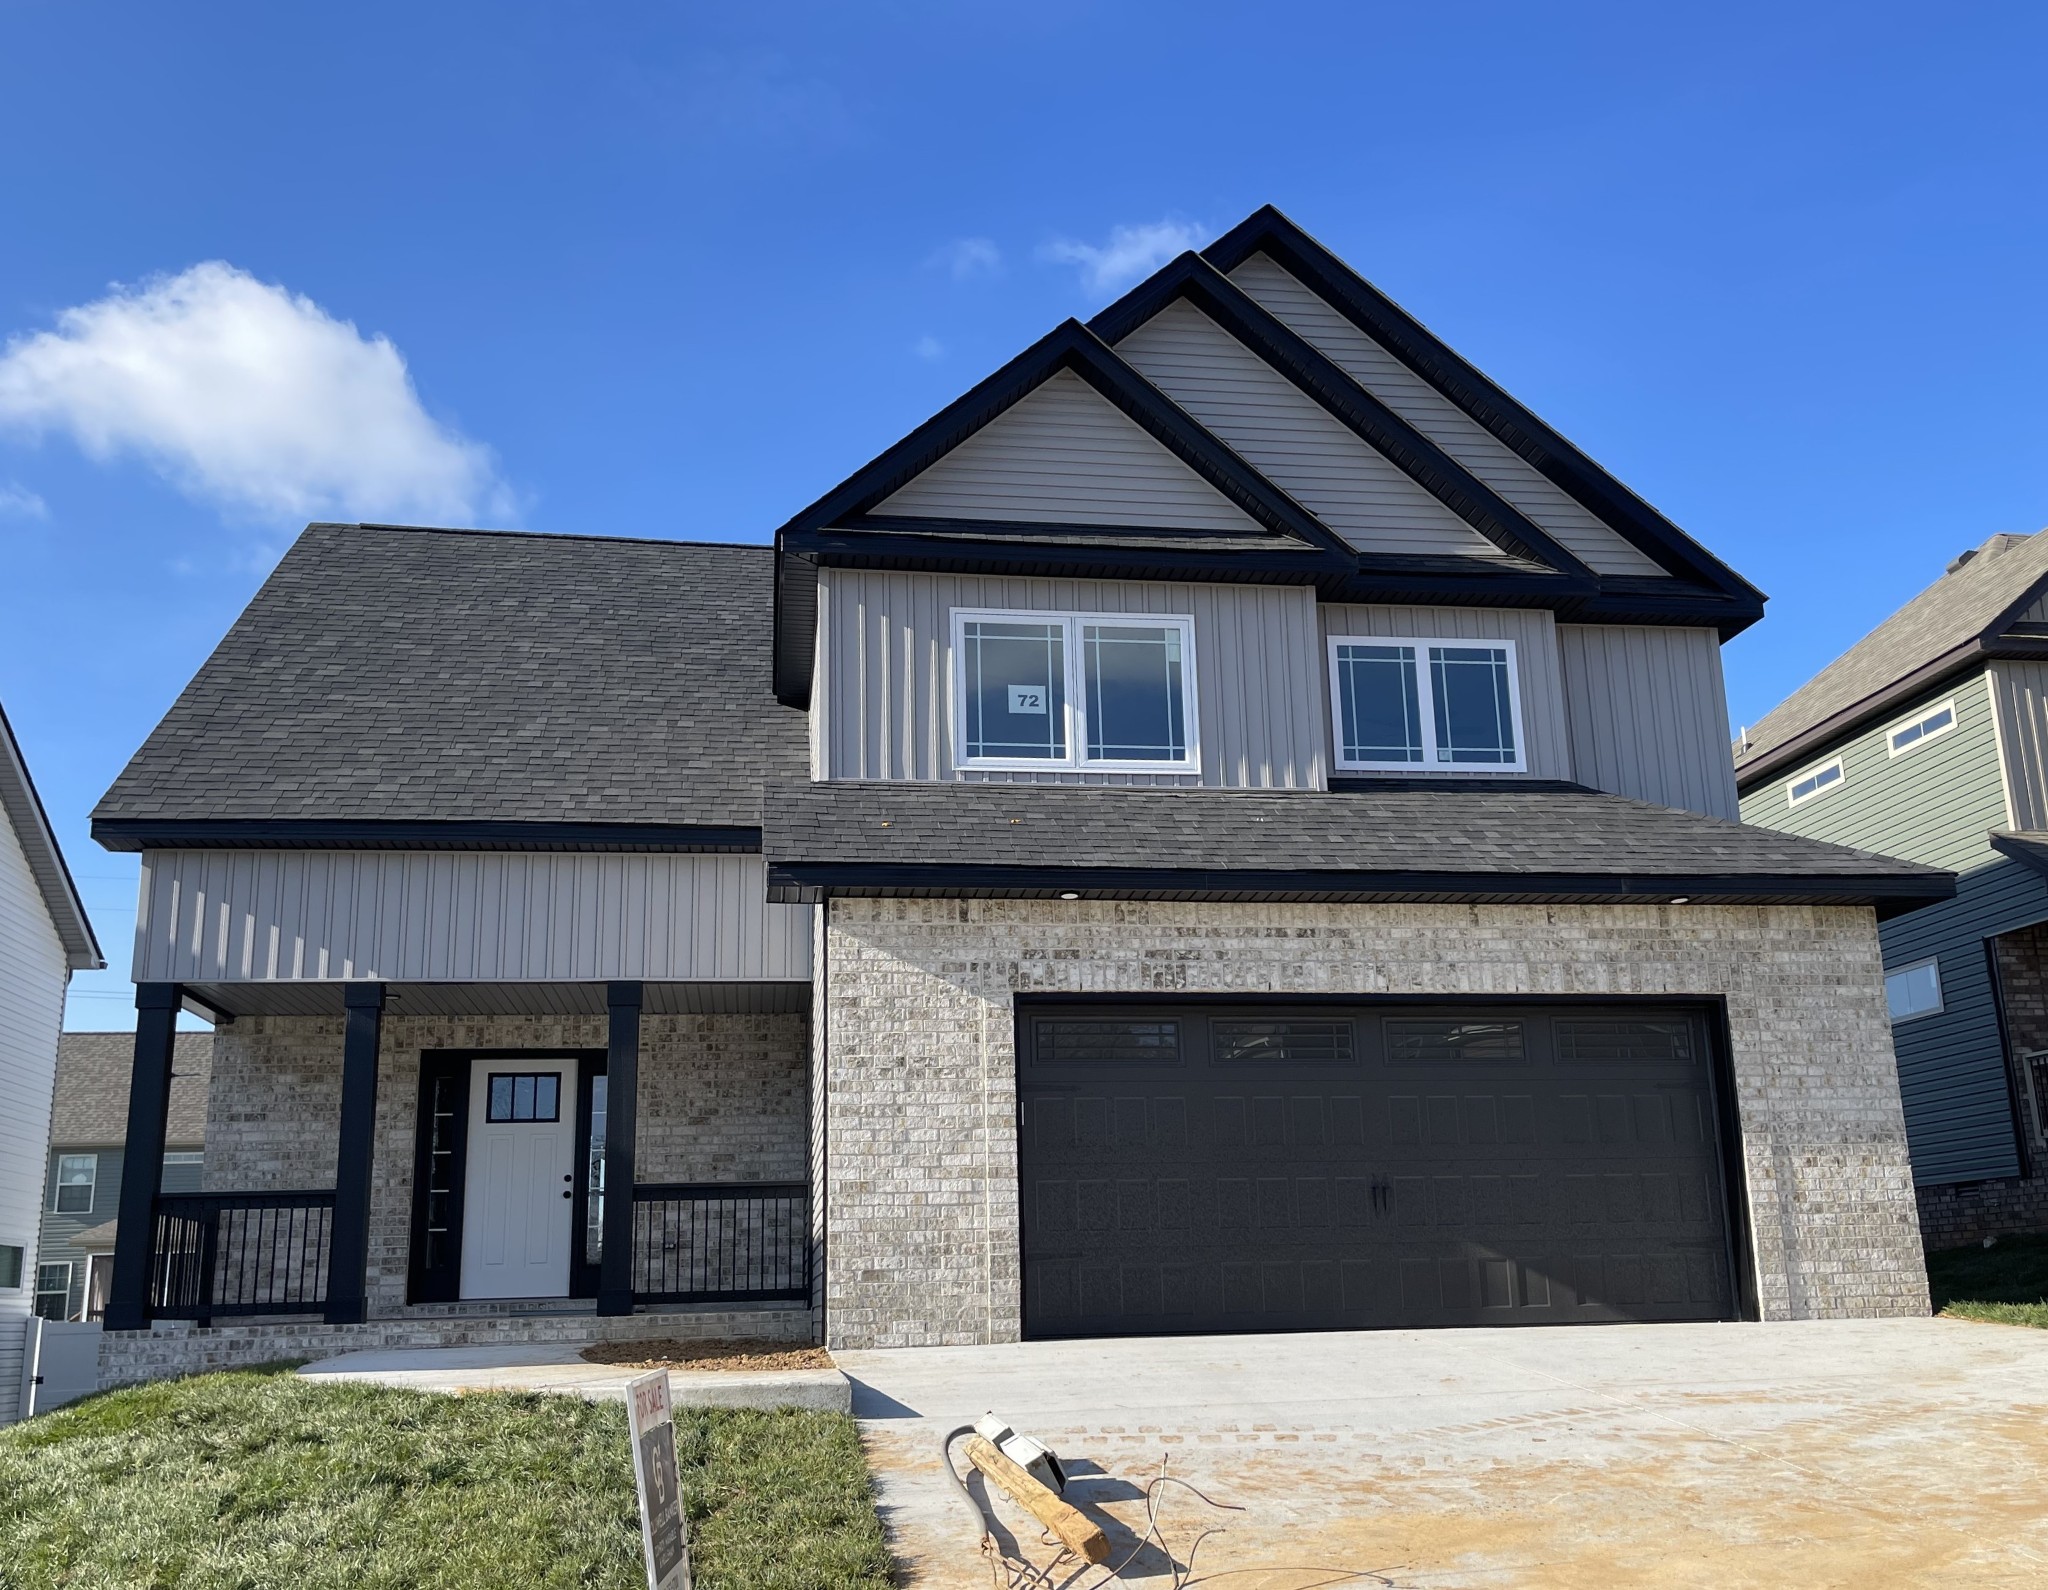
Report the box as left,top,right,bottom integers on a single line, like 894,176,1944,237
36,1032,210,1321
1735,530,2048,1245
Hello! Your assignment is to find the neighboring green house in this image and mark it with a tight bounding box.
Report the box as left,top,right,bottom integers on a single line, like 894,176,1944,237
1735,530,2048,1244
37,1032,209,1320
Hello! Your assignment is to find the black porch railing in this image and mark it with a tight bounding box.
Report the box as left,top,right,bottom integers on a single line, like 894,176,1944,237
630,1182,811,1304
151,1191,336,1324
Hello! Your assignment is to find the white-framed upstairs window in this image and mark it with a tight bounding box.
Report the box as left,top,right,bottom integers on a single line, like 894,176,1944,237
951,609,1200,772
1886,957,1943,1022
50,1153,96,1214
1786,757,1845,808
1887,699,1958,758
1327,634,1526,773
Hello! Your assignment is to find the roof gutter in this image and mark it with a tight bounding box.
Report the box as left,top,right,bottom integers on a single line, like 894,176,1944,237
767,862,1954,919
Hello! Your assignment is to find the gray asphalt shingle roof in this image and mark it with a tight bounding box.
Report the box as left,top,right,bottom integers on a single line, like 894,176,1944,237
50,1031,212,1148
762,780,1951,908
1734,529,2048,775
93,523,808,830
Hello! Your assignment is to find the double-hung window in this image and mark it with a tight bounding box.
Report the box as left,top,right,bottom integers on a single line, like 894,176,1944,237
51,1153,96,1214
1327,635,1525,772
34,1261,72,1320
952,609,1199,772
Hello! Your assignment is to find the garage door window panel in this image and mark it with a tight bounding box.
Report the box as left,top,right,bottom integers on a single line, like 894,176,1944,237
1385,1019,1528,1064
1033,1019,1182,1067
1212,1020,1356,1065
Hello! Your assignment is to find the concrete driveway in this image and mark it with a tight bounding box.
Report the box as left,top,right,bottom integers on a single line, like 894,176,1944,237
837,1318,2048,1588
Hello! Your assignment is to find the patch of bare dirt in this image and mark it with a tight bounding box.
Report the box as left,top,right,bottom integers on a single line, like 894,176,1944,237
580,1337,834,1373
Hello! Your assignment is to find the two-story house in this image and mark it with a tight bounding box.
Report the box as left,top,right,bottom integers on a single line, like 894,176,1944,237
1,702,101,1422
1735,528,2048,1247
88,207,1951,1383
36,1031,211,1322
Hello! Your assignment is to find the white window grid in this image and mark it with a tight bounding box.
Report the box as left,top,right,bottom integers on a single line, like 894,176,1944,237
950,608,1201,773
1885,698,1958,758
1786,757,1845,808
1326,633,1528,774
34,1260,72,1312
50,1153,96,1214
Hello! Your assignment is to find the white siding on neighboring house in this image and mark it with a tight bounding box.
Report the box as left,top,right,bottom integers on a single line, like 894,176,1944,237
1227,253,1668,578
133,851,812,987
873,369,1262,531
0,805,68,1425
813,568,1327,788
1113,300,1507,560
1557,625,1741,819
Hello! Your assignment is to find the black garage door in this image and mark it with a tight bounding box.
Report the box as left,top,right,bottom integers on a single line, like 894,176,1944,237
1017,1000,1743,1337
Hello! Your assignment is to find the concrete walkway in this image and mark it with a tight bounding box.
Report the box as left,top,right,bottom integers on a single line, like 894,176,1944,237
838,1317,2048,1588
297,1342,850,1410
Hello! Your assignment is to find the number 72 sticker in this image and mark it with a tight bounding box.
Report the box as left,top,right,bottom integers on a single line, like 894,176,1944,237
1007,685,1048,715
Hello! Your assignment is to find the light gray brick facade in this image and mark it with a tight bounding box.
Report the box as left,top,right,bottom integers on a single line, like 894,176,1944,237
204,1011,807,1314
819,898,1930,1348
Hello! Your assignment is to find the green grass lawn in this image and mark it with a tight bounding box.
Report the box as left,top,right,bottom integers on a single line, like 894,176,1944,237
0,1367,892,1590
1927,1233,2048,1328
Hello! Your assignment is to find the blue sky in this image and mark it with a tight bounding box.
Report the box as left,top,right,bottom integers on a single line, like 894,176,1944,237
3,1,2045,1028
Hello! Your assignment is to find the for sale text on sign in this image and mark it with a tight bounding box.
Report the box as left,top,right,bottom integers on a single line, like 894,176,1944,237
626,1369,692,1590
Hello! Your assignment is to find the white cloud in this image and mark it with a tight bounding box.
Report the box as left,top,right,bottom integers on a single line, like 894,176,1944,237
1038,219,1211,297
0,263,512,525
0,480,47,519
913,335,946,362
927,237,1002,280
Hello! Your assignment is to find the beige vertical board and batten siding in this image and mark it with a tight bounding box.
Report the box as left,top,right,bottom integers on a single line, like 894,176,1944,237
1112,300,1505,559
1989,660,2048,831
873,369,1261,531
814,568,1325,788
0,808,67,1424
133,851,812,986
1557,626,1740,818
1227,254,1667,578
1317,604,1573,781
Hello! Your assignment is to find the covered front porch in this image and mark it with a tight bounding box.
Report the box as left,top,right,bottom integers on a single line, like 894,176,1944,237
103,976,816,1371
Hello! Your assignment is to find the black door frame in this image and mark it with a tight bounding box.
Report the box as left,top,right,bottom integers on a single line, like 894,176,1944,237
406,1047,608,1305
1012,991,1760,1335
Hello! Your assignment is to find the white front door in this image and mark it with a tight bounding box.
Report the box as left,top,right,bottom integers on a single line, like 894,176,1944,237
460,1058,577,1299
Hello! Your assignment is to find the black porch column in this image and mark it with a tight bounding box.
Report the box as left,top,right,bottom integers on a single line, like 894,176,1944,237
325,982,386,1325
103,984,182,1331
598,981,642,1316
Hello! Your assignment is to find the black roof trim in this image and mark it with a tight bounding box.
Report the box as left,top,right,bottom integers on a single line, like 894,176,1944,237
1201,207,1765,608
768,862,1951,919
1326,776,1596,794
93,819,762,854
773,318,1354,561
1091,252,1592,576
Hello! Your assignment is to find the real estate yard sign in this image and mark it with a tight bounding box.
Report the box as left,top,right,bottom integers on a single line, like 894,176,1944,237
625,1369,692,1590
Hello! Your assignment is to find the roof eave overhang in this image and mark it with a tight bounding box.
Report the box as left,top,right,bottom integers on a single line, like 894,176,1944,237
1733,636,2048,792
0,704,103,969
768,862,1953,920
92,819,763,854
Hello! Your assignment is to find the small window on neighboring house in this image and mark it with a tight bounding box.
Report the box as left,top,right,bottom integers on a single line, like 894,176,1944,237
34,1262,71,1320
0,1245,21,1289
51,1154,96,1214
953,609,1198,771
1329,636,1525,772
1786,758,1845,807
1888,700,1958,757
1887,958,1943,1022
